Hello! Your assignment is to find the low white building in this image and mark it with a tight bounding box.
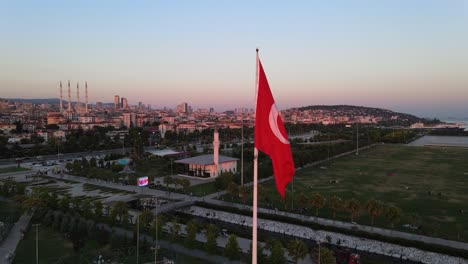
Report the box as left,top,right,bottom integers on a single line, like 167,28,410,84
175,129,238,178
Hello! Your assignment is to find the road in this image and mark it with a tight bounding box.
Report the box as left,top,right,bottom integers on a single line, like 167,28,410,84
0,148,134,166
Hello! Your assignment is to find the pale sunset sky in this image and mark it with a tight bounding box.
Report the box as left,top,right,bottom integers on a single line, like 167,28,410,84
0,1,467,118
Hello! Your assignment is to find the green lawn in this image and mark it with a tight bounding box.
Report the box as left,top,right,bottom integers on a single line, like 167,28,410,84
14,227,76,264
14,226,212,264
229,145,468,241
0,166,30,174
188,181,218,196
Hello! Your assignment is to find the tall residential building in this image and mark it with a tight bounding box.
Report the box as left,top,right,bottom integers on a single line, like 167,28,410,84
122,112,137,128
176,102,188,113
121,97,128,109
114,95,120,110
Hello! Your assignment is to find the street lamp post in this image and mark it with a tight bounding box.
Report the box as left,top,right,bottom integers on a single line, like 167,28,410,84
154,210,158,264
33,223,41,264
136,214,139,264
170,159,173,176
356,123,359,156
317,240,321,264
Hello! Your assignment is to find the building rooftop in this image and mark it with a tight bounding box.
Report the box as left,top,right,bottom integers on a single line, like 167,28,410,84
146,149,183,157
175,154,238,166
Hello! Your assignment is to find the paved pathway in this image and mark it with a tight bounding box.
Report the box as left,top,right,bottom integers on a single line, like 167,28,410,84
205,198,468,251
181,205,467,264
0,213,32,264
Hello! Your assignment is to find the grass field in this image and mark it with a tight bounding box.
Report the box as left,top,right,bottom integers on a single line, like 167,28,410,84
0,166,30,174
243,145,468,241
14,226,209,264
14,227,76,264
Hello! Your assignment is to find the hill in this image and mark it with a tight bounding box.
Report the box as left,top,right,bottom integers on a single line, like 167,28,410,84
284,104,439,126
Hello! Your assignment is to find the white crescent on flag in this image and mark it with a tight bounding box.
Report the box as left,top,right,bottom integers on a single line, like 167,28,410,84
268,104,290,144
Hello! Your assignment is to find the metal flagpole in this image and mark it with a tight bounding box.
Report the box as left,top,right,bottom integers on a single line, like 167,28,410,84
241,120,244,186
137,214,139,264
252,48,260,264
356,123,359,155
155,214,158,264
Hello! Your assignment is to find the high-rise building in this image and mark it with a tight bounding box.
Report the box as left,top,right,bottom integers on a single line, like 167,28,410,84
176,102,188,113
121,97,128,109
123,112,137,128
114,95,120,110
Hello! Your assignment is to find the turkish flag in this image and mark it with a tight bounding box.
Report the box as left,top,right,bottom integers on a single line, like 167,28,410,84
255,59,295,198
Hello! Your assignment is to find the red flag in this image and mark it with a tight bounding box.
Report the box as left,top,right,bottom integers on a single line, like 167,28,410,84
255,59,295,198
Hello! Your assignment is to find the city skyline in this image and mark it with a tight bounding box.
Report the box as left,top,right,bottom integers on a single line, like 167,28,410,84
1,1,467,118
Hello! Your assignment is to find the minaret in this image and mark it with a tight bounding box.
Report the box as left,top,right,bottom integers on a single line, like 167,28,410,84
85,81,88,113
76,82,80,104
67,80,71,112
213,128,220,175
59,81,63,113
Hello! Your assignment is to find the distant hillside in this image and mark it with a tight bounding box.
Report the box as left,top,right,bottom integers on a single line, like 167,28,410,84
6,98,66,104
4,98,111,105
287,105,439,126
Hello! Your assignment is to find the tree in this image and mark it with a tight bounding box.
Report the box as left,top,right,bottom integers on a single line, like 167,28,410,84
227,182,238,201
52,211,63,231
43,210,54,226
224,234,240,260
346,198,361,222
311,193,326,217
185,219,198,248
384,205,402,228
71,197,81,213
60,213,71,233
258,184,266,203
139,208,153,232
180,178,190,193
314,247,336,264
151,215,165,240
328,196,342,220
366,199,384,225
205,224,219,254
215,171,234,190
297,193,309,212
59,196,70,212
13,121,23,134
110,201,129,225
239,185,250,204
170,217,180,242
287,239,308,263
81,199,92,218
163,176,173,188
268,239,286,264
93,200,103,219
21,190,47,212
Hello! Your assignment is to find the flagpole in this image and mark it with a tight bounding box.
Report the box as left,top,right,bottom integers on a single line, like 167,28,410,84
252,48,259,264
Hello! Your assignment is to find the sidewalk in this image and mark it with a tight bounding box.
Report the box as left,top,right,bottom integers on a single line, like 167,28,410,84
0,213,32,264
181,205,467,264
205,198,468,251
